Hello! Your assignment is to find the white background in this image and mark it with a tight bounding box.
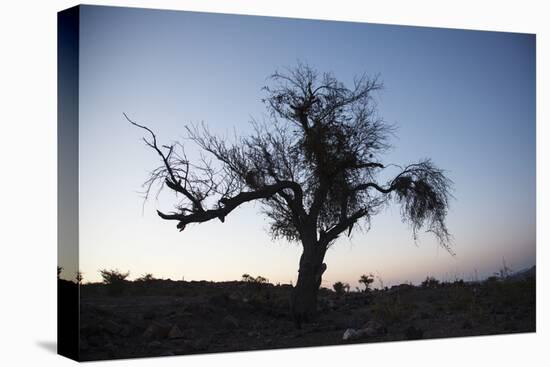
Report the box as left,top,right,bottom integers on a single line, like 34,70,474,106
0,0,547,366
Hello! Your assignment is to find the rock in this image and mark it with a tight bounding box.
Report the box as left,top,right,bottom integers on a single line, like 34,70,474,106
88,334,105,347
222,315,239,330
362,320,387,336
190,337,209,351
120,325,132,337
343,328,359,341
103,320,122,335
209,294,230,308
81,323,102,337
360,327,378,337
343,327,379,341
420,312,431,320
104,342,116,352
168,325,184,339
229,292,242,301
79,338,89,351
462,320,473,329
148,340,162,348
142,310,156,320
503,321,518,332
142,321,171,340
404,326,424,340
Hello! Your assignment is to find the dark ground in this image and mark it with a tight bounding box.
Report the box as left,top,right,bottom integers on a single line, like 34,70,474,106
76,271,535,361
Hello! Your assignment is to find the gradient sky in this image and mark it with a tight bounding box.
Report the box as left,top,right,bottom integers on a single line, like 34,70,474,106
72,5,535,288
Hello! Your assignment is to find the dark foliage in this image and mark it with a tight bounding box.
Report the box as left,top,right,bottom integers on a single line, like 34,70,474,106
128,63,452,250
99,269,130,296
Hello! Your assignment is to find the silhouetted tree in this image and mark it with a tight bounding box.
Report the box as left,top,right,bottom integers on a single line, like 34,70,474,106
241,273,253,282
421,276,440,288
76,271,83,284
99,269,130,284
359,273,375,292
128,63,453,326
136,273,155,282
241,273,268,284
99,269,130,296
57,266,63,279
333,281,350,295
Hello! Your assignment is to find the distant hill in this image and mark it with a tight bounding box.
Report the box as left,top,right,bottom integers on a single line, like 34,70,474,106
508,265,536,281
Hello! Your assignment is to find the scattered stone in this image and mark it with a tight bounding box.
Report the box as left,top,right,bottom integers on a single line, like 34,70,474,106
191,337,209,351
342,328,359,341
342,323,379,341
88,335,105,347
148,341,162,348
209,294,230,307
142,321,171,340
229,292,242,301
462,320,473,329
366,320,388,336
361,327,378,337
420,312,431,320
142,310,156,320
79,338,89,351
120,325,132,337
222,315,240,330
404,326,424,340
104,342,116,352
503,321,518,332
362,320,384,332
168,325,185,339
103,320,122,335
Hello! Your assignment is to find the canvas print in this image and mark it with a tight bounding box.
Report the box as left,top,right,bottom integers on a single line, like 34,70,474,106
57,5,536,361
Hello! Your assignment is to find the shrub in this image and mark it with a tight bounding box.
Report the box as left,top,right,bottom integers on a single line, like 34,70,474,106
99,269,130,283
372,294,412,325
76,271,83,284
421,276,440,288
254,276,268,284
241,273,269,284
359,274,375,292
99,269,130,296
136,273,156,282
333,281,350,295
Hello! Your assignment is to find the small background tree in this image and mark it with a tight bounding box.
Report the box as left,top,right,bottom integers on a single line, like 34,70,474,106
333,281,350,295
99,269,130,296
421,276,440,288
76,271,83,284
136,273,156,282
359,273,375,292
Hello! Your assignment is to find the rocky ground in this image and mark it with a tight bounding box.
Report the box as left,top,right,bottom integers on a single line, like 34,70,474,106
76,274,535,361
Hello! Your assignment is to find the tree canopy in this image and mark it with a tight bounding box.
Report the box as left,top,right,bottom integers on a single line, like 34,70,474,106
127,63,453,253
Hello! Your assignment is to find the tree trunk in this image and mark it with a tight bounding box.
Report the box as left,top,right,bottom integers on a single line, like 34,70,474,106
290,241,327,328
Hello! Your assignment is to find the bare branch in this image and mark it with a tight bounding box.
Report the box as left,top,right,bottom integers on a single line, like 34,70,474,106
129,63,452,253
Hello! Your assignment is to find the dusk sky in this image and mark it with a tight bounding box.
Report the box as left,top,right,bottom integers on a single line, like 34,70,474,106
73,5,535,288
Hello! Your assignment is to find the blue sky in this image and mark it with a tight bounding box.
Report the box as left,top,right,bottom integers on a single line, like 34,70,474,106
73,5,535,287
